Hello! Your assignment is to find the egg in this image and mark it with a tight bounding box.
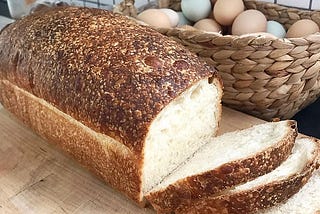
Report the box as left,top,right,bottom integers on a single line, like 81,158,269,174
137,9,171,28
193,19,222,33
214,0,244,26
267,21,286,38
286,19,319,38
177,12,193,26
232,10,267,35
160,8,179,27
181,0,212,22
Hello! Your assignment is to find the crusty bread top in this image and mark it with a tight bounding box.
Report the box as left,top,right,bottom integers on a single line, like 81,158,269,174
0,6,216,155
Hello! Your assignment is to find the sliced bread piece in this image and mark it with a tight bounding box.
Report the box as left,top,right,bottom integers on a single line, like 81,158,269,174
175,137,320,214
260,157,320,214
146,120,297,213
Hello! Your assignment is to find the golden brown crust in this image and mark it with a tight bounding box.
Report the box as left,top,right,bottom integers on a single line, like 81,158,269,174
176,166,315,214
0,79,144,205
0,6,215,155
175,138,320,214
146,121,297,213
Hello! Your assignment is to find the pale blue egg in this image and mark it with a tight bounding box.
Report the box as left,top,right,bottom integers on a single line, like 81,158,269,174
177,12,193,26
267,21,286,38
181,0,212,22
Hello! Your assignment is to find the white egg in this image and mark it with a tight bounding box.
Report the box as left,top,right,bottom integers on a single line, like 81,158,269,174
181,0,212,22
267,21,286,38
160,8,179,27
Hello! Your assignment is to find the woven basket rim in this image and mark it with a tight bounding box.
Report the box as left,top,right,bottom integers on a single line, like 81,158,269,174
115,0,320,44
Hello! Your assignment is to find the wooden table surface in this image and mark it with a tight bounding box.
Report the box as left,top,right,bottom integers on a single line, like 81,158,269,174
0,106,264,213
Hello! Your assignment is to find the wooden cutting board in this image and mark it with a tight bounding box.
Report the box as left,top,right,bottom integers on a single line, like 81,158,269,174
0,106,263,213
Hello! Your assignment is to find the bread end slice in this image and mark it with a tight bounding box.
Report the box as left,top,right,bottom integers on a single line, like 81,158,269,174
175,137,320,214
259,139,320,214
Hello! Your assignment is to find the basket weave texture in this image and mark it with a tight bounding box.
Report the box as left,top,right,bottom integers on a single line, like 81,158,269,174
115,0,320,121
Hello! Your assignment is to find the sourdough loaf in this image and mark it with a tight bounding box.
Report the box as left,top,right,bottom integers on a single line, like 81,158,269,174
146,120,297,213
175,137,320,214
0,6,222,205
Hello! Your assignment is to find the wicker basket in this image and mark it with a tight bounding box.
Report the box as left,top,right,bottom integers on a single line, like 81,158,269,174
114,0,320,121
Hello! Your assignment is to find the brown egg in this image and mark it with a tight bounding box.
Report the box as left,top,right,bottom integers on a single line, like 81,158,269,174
214,0,244,26
137,9,171,28
232,10,267,35
193,18,222,33
286,19,319,38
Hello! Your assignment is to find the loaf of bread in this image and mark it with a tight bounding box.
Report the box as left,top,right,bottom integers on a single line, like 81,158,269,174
0,6,222,205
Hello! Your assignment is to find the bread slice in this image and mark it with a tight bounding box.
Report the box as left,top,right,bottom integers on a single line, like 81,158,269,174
0,7,222,205
146,120,297,213
175,137,319,214
260,168,320,214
